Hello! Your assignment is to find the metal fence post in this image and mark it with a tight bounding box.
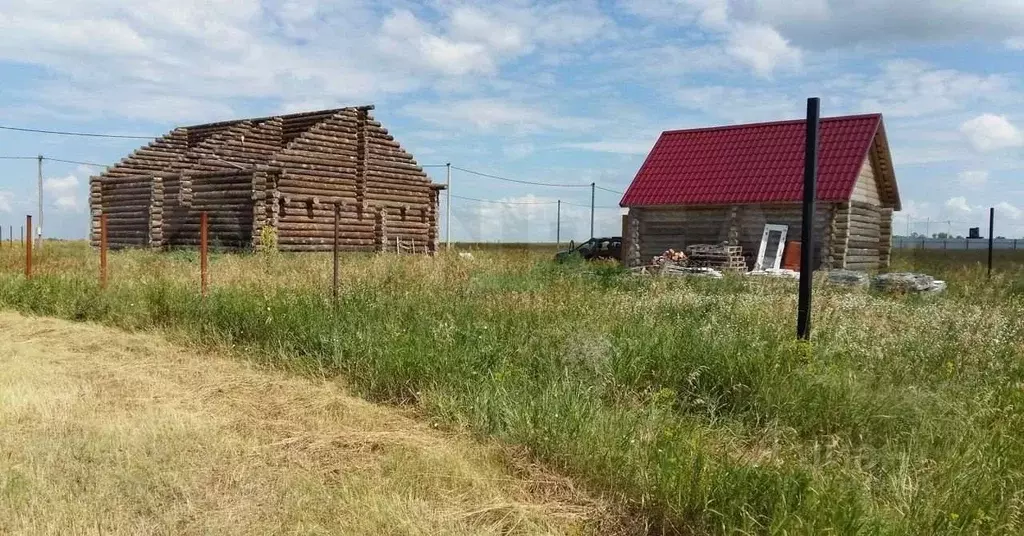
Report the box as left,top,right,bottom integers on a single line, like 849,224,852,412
25,215,32,280
333,203,340,300
200,211,209,297
988,207,994,278
100,214,108,289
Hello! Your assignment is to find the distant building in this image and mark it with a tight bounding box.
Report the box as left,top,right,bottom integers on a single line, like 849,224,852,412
620,113,901,270
90,106,444,253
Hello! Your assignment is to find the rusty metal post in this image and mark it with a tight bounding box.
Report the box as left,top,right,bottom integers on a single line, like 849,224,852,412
988,207,994,278
100,213,108,289
333,203,340,300
25,215,32,280
200,211,209,297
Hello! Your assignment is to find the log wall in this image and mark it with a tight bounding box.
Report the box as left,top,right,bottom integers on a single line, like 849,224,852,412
163,169,256,248
828,203,851,269
879,207,893,269
734,204,833,269
637,206,732,262
844,200,883,271
850,156,883,205
632,204,833,269
91,175,156,249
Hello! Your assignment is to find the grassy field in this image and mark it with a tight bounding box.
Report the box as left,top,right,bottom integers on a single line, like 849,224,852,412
0,311,612,535
1,242,1023,534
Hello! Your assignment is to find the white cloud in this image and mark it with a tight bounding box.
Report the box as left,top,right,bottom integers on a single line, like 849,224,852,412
674,86,801,123
995,201,1023,220
619,0,730,30
958,170,989,189
725,23,801,77
0,1,612,123
854,60,1010,118
404,98,599,133
960,114,1024,152
448,7,529,55
945,196,973,215
561,140,654,155
43,175,83,213
379,9,499,76
0,191,13,213
900,199,934,220
728,0,1024,48
1008,37,1024,50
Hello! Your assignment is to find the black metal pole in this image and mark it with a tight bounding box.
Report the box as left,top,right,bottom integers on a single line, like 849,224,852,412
797,97,820,341
988,207,994,278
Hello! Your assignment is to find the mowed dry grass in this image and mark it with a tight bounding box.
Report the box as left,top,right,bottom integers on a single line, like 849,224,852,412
0,312,613,535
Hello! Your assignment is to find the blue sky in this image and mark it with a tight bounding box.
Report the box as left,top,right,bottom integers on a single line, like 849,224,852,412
1,0,1023,241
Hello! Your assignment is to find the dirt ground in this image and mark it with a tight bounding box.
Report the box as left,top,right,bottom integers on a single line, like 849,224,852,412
0,312,612,535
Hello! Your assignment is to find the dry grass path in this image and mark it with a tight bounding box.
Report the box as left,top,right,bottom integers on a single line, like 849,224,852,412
0,312,611,535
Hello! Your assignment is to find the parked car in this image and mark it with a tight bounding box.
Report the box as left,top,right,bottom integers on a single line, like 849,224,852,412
554,237,622,262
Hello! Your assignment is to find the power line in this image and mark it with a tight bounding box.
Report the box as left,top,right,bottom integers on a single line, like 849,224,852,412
563,201,620,209
451,194,558,206
44,158,108,168
594,185,624,195
0,155,109,168
0,125,153,140
451,165,591,189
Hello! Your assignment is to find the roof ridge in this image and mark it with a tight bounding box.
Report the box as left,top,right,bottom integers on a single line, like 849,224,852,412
183,105,373,130
661,113,882,136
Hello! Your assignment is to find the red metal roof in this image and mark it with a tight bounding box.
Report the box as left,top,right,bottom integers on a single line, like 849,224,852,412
620,114,883,207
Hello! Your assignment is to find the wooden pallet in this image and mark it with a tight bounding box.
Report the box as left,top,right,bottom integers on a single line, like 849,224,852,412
685,244,747,270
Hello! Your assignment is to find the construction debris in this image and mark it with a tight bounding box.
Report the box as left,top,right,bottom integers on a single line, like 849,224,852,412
871,272,946,294
653,248,688,265
747,268,800,279
828,269,870,287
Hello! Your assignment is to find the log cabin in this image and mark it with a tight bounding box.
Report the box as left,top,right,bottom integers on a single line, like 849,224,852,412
620,113,901,271
89,106,444,253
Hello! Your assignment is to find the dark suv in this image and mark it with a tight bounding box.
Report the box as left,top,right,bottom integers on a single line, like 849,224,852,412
554,237,622,262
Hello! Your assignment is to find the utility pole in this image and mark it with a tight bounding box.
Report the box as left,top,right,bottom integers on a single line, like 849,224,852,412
37,155,43,250
556,200,561,248
925,217,930,238
590,182,595,239
445,162,451,249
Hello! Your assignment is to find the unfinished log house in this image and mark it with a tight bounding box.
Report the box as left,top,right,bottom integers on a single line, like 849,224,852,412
620,114,901,271
89,106,444,253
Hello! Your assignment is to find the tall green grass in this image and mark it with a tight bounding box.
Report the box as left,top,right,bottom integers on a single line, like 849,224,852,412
1,243,1023,534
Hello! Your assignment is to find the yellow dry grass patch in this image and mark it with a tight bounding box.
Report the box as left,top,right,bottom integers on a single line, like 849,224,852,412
0,312,608,535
